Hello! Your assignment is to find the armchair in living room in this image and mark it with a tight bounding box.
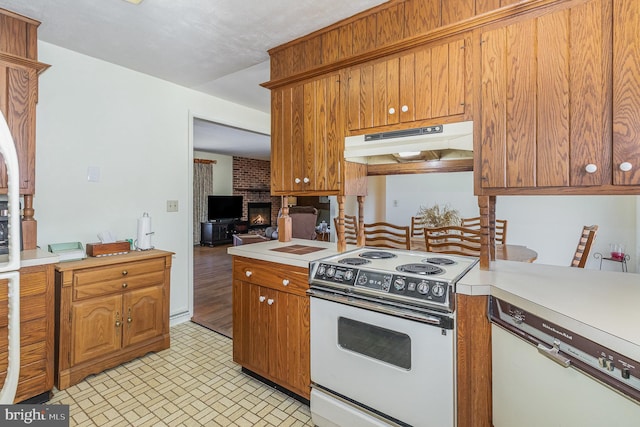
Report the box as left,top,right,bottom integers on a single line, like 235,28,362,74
264,206,319,240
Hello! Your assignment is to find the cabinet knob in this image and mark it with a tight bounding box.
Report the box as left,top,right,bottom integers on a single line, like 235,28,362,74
388,107,396,115
619,162,633,172
115,311,122,328
267,298,275,305
122,283,128,288
245,270,252,277
303,177,310,184
401,105,409,113
585,164,598,174
295,178,301,184
259,295,266,302
282,279,289,286
122,270,128,276
127,308,132,325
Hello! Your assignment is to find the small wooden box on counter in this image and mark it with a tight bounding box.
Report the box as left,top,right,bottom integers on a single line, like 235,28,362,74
86,241,131,257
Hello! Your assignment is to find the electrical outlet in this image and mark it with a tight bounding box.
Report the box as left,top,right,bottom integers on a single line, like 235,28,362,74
166,200,179,212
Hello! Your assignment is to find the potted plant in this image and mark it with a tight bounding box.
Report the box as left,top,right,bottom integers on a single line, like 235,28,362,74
417,203,461,227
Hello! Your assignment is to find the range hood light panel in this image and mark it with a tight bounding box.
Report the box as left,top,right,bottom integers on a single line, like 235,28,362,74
122,0,144,4
398,151,421,158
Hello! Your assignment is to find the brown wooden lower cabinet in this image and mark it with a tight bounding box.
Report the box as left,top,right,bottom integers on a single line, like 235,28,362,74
0,263,55,403
232,257,310,399
55,250,172,390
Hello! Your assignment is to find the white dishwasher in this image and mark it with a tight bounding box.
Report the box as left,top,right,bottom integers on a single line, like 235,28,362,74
490,296,640,427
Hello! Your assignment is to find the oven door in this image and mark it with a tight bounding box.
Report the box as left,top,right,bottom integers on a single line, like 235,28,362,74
310,294,456,427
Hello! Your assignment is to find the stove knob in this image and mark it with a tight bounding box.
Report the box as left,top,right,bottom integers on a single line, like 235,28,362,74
432,283,445,297
357,274,368,285
326,266,336,278
317,265,326,276
394,277,406,291
344,270,354,281
416,280,429,295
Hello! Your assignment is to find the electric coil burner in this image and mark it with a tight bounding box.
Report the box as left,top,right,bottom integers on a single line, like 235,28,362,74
309,247,478,313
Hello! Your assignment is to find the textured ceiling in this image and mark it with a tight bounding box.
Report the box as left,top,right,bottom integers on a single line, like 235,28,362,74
0,0,387,158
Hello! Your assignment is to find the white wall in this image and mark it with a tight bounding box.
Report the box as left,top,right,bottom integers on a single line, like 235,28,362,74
193,151,233,195
381,172,638,272
34,42,270,323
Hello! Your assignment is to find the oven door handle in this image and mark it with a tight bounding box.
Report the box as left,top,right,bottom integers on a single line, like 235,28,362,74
308,288,452,328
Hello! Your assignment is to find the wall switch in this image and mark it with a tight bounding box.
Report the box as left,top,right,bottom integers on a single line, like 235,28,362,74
87,166,100,182
166,200,179,212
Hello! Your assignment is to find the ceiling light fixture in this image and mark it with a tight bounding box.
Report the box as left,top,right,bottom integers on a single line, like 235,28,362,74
122,0,144,4
397,151,421,158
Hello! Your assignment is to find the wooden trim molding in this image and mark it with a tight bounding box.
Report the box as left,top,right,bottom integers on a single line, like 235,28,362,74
194,158,217,164
367,158,473,176
0,52,50,74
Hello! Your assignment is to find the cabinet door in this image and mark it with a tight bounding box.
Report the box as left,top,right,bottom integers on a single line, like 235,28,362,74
122,285,164,348
282,293,310,397
612,0,640,185
71,295,122,365
479,0,609,189
0,61,37,194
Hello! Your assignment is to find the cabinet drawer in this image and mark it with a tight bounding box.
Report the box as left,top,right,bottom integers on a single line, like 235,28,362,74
234,258,309,296
73,271,165,300
73,258,165,286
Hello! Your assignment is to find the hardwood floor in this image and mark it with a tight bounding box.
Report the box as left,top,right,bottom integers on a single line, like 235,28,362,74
192,244,233,338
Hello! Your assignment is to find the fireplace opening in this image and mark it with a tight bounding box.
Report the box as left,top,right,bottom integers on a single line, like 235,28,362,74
247,202,272,229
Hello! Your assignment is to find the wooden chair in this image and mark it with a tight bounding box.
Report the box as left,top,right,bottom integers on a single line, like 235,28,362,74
410,216,427,237
363,222,411,250
571,225,598,268
461,217,508,245
424,225,482,257
334,215,358,245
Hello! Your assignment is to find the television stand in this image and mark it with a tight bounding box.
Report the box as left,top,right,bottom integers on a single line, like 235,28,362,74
200,221,233,246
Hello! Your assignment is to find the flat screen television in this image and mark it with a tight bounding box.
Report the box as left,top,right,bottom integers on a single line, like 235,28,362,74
207,195,243,221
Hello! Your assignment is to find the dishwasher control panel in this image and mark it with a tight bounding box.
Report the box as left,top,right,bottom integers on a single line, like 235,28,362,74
490,296,640,404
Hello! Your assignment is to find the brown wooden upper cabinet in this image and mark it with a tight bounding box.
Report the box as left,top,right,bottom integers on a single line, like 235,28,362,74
271,74,342,195
478,0,640,192
346,36,469,133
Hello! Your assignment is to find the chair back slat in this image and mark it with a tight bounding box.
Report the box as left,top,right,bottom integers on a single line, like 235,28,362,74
364,222,410,250
410,216,426,237
424,225,482,257
461,217,508,245
571,225,598,268
334,215,358,245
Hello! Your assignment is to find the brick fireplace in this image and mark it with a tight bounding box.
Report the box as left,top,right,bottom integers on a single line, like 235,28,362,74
232,157,280,231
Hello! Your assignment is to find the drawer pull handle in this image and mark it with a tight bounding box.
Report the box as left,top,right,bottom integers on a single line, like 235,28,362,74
127,308,132,326
122,283,128,289
267,299,274,305
122,270,128,276
282,279,289,286
245,271,252,277
259,296,266,302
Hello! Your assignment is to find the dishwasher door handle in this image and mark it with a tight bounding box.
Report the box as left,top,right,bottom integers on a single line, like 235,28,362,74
537,343,571,368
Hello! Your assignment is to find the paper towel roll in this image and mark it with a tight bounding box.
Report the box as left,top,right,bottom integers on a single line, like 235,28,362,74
136,213,153,250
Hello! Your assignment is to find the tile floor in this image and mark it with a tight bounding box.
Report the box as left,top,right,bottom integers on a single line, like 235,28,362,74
49,322,313,427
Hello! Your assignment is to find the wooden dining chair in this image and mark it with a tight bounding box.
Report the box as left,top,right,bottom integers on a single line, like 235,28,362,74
424,225,482,257
461,217,508,244
571,225,598,268
334,215,358,245
363,222,411,250
410,216,427,237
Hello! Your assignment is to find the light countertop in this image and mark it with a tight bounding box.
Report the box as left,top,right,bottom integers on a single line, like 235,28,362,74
228,240,640,361
227,238,355,268
0,248,60,268
459,260,640,361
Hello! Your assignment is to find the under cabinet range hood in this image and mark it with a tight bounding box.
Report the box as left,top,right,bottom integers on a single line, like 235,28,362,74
344,121,473,164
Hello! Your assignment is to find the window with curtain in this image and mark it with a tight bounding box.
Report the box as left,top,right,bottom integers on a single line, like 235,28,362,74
193,159,215,244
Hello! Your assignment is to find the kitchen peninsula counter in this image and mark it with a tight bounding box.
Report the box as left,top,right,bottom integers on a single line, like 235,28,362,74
227,238,354,267
458,260,640,360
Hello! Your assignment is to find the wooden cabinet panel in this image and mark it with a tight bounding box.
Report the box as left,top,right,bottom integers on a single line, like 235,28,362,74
352,15,376,55
404,0,441,38
612,0,640,185
347,37,470,132
271,74,341,195
479,0,611,191
71,294,121,365
123,285,164,347
376,3,404,48
232,257,311,399
55,250,172,390
233,257,309,296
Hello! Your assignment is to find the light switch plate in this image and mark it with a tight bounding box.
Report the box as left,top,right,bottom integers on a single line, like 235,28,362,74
87,166,100,182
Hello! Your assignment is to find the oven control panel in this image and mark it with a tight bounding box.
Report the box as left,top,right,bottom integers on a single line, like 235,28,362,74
311,263,450,305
